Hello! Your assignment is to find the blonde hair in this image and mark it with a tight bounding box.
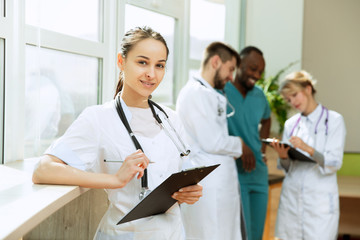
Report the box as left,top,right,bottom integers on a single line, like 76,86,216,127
279,70,317,97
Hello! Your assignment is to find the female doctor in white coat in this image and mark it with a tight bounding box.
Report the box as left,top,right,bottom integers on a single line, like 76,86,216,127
32,26,203,240
271,70,346,240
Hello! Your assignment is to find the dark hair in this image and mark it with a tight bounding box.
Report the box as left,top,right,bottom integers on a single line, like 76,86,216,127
239,46,263,60
201,42,240,69
114,26,169,98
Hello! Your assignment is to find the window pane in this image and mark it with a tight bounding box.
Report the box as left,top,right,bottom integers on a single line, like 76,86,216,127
0,39,4,164
25,0,100,42
124,4,175,105
25,46,99,158
190,0,225,60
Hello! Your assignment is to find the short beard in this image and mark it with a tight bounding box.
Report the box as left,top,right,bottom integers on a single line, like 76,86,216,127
240,76,255,91
213,70,225,90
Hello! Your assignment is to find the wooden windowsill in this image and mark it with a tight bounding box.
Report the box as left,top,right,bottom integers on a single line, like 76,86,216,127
0,158,88,240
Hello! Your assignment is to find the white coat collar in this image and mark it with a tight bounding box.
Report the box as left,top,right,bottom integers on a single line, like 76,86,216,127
192,72,223,97
301,103,323,123
116,94,165,124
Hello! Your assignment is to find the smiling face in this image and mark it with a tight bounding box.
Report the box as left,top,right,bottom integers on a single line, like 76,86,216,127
237,50,265,92
118,38,167,105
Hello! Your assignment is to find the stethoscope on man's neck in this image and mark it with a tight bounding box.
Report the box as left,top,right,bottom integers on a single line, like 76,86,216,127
114,93,190,200
193,77,235,118
289,104,329,138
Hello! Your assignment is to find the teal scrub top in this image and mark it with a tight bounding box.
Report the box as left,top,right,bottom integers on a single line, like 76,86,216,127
224,82,271,184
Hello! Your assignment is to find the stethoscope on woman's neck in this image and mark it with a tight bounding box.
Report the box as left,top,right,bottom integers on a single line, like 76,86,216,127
289,104,329,137
114,93,190,200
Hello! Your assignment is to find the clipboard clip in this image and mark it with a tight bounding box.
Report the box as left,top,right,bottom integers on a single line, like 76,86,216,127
139,187,151,200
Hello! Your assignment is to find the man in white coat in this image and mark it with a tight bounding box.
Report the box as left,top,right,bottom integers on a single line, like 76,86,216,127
176,42,243,240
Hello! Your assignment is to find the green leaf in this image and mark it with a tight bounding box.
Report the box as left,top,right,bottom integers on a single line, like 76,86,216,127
255,60,299,134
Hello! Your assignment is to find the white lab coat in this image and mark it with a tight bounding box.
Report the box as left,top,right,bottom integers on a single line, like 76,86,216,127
176,75,242,240
45,99,188,240
275,104,346,240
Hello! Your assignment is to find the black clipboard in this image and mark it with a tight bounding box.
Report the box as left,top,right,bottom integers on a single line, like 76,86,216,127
262,138,315,163
117,164,220,225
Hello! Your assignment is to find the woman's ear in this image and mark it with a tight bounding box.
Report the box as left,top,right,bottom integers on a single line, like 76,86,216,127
117,53,124,69
305,85,312,95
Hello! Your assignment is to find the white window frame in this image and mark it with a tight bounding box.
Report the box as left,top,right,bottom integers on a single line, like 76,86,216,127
0,37,4,164
2,0,25,163
187,0,242,78
0,0,4,17
1,0,242,163
225,0,242,51
3,0,118,163
0,0,6,164
119,0,189,104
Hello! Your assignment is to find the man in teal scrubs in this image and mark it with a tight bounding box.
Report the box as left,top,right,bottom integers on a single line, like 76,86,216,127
224,46,271,240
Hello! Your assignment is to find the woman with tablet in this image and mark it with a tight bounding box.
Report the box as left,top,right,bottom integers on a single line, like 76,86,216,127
32,26,202,240
270,70,346,239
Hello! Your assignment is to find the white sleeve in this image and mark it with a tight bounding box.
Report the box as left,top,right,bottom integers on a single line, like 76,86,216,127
45,107,101,172
177,87,242,158
318,113,346,175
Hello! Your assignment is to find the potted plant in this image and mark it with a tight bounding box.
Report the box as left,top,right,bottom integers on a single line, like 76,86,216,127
256,61,298,134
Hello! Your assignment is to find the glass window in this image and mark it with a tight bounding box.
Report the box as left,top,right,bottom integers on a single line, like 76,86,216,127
124,4,175,105
25,0,101,42
24,46,99,158
0,39,4,164
189,0,225,60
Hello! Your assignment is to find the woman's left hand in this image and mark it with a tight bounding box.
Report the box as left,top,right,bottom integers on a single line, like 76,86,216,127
171,184,203,205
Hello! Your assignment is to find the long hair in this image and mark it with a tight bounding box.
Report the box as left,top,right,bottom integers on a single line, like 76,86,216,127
114,26,169,98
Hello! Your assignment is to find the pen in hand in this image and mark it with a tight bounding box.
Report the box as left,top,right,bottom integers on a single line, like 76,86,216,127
104,159,155,163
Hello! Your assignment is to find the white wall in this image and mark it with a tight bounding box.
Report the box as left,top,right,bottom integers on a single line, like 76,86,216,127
244,0,304,134
302,0,360,152
245,0,360,152
245,0,304,78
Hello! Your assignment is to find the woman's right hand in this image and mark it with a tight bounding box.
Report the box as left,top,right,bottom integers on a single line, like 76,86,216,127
270,138,290,159
114,149,150,188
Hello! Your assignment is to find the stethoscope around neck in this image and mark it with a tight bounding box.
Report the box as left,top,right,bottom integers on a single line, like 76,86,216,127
114,94,190,200
194,77,235,118
289,105,329,138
